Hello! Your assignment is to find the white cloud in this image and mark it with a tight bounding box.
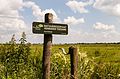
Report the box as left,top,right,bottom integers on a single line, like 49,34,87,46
24,1,61,22
0,0,27,36
0,1,32,43
0,0,23,17
64,16,85,25
42,9,61,22
66,0,94,13
94,0,120,16
54,28,120,43
0,0,62,43
93,22,115,31
0,17,26,30
23,1,42,18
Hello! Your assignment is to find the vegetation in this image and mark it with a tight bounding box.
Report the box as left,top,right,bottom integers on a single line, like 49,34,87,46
0,33,120,79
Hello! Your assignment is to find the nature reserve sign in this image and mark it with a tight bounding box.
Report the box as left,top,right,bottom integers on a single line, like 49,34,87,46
32,22,68,35
32,13,68,79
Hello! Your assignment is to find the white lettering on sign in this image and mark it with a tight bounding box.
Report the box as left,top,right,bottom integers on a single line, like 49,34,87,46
44,24,67,31
44,31,53,33
44,27,56,30
32,22,68,35
57,28,66,31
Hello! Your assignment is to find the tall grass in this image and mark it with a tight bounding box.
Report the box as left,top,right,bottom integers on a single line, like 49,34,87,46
0,34,120,79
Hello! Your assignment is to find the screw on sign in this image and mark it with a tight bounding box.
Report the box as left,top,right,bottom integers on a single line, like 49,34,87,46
32,13,68,79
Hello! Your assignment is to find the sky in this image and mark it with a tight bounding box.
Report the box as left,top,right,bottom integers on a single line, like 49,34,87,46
0,0,120,44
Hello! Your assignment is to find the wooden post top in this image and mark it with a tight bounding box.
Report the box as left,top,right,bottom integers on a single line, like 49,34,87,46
45,13,53,23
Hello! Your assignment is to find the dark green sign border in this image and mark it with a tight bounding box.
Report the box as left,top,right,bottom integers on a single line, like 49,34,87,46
32,22,68,35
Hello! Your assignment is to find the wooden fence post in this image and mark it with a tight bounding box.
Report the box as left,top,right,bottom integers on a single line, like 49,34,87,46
69,46,78,79
42,13,53,79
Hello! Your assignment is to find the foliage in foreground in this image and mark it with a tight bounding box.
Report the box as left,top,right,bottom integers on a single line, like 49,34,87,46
0,33,120,79
0,33,42,79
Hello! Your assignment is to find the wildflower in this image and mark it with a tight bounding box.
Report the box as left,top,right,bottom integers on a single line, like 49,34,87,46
79,52,87,60
118,74,120,77
53,52,67,64
84,58,89,65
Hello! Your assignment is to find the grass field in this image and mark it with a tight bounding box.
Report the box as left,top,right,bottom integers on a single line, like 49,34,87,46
0,43,120,79
31,43,120,63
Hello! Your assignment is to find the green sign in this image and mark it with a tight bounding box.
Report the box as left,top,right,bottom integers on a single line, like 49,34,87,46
32,22,68,35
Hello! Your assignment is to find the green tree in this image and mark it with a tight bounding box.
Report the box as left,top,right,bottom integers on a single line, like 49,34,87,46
19,32,27,44
0,32,34,79
9,34,16,44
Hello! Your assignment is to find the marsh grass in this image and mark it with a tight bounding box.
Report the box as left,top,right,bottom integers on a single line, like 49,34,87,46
0,40,120,78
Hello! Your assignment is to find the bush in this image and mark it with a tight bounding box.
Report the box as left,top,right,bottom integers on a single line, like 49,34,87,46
0,33,120,79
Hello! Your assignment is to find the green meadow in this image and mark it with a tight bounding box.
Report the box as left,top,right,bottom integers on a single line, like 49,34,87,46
0,43,120,79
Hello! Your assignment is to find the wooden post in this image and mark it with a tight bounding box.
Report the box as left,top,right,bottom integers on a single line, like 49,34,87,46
69,46,78,79
42,13,53,79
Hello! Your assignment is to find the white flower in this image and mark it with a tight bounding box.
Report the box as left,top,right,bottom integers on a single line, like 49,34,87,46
118,74,120,77
79,52,87,59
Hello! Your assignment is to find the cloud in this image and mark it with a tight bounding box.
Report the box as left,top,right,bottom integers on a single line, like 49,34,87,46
0,0,23,16
66,0,94,13
0,17,26,31
54,28,120,43
0,1,34,43
0,0,27,36
64,16,85,25
93,0,120,16
93,22,115,31
23,1,61,22
0,0,62,43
